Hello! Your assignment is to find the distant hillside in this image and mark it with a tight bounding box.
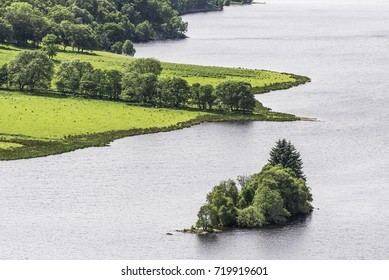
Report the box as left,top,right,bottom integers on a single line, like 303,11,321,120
0,0,227,52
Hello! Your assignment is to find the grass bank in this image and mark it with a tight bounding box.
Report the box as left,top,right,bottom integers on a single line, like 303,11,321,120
0,90,299,160
0,47,310,160
0,46,310,89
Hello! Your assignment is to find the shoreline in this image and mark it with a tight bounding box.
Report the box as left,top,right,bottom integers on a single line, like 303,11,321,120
0,108,309,161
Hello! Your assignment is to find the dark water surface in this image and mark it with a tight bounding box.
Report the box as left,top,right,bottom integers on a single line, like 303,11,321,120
1,1,389,259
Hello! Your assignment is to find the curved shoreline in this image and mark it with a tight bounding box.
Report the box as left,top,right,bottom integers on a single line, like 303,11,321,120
0,109,309,161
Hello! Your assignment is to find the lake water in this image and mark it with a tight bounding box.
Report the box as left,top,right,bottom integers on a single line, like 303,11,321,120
1,0,389,259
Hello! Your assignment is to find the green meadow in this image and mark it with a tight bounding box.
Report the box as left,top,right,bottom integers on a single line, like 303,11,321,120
0,46,309,160
0,46,304,89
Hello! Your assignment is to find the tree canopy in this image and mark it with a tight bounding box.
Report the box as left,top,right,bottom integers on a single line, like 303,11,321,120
268,139,306,180
7,50,54,91
0,0,223,51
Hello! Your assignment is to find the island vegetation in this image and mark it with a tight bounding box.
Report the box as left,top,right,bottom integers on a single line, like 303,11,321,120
189,139,313,234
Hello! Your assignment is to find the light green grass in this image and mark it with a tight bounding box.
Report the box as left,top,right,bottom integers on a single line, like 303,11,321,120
0,91,208,139
0,45,309,160
0,46,297,88
0,141,24,150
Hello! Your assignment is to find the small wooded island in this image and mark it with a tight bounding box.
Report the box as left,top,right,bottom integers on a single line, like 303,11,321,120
185,140,313,234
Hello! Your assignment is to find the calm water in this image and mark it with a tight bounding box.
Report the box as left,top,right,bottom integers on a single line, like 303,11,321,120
1,1,389,259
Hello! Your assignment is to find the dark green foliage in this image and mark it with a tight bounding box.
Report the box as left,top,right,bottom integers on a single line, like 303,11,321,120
0,17,13,43
237,206,264,228
0,64,8,87
122,72,158,104
195,141,313,231
56,60,93,93
42,34,59,59
56,60,122,99
253,185,290,224
0,0,221,50
97,22,125,51
122,40,135,56
196,204,218,231
105,70,122,100
191,83,216,110
268,139,305,180
196,180,238,230
7,50,54,91
215,81,256,113
134,20,155,42
254,164,313,215
110,41,123,54
190,83,201,108
80,69,104,97
70,24,98,52
127,58,162,75
3,2,50,46
170,0,224,14
158,77,190,108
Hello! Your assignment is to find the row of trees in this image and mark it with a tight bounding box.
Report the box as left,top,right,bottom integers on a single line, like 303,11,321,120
0,51,257,113
121,58,256,112
196,140,313,231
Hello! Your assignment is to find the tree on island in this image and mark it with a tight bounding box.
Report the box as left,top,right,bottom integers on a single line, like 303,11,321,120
195,139,313,232
268,139,305,180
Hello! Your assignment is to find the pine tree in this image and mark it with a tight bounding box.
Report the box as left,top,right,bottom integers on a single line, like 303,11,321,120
268,139,305,180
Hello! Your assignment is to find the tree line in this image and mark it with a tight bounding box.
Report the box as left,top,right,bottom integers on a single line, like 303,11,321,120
195,140,313,231
0,50,258,113
0,0,231,54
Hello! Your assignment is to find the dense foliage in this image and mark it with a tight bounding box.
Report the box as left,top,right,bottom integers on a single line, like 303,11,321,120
269,139,306,180
0,0,228,52
196,140,313,231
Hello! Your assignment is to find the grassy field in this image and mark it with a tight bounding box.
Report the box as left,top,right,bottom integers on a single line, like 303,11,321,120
0,91,209,139
0,90,299,160
0,46,309,160
0,46,307,89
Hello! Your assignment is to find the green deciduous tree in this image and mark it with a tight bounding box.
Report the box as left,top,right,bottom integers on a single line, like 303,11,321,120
70,24,98,52
42,34,60,59
122,72,158,104
0,18,13,44
7,51,54,91
127,58,162,75
122,40,136,56
237,206,265,228
97,22,125,51
215,81,255,113
158,77,190,108
253,185,291,224
110,41,123,54
4,2,50,46
254,164,313,216
105,70,122,100
0,64,8,88
135,21,155,42
196,204,218,231
56,60,93,93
